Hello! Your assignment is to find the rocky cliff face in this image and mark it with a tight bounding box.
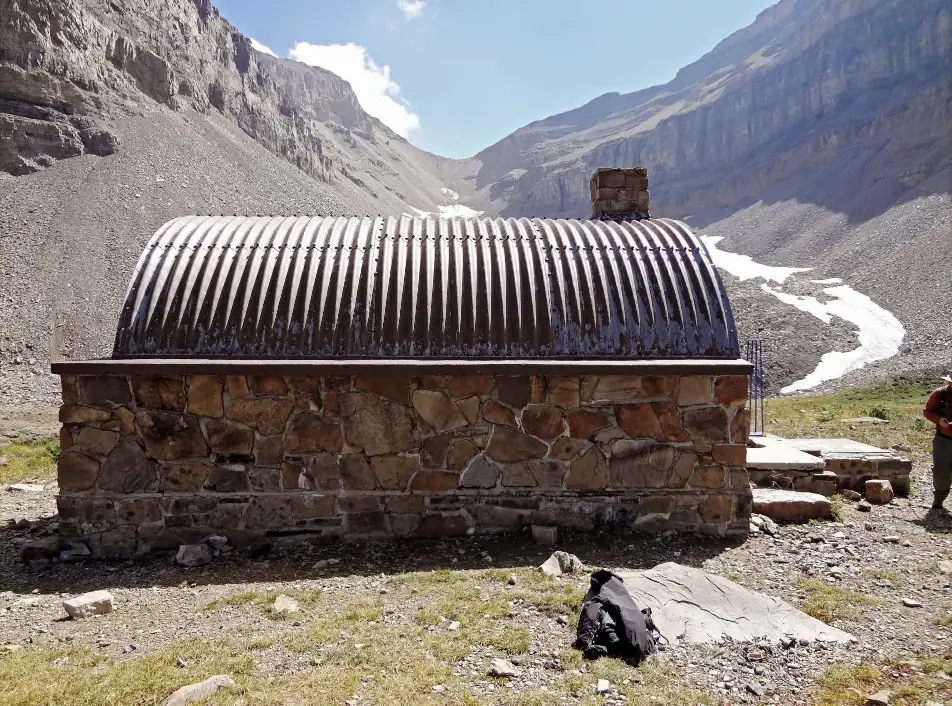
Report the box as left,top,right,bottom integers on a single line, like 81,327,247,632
0,0,452,412
0,0,443,208
454,0,951,221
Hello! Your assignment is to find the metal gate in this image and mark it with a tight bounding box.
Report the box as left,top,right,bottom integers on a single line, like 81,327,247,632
745,339,766,436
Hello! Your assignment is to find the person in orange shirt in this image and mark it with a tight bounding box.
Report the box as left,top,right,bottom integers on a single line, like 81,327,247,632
924,374,952,511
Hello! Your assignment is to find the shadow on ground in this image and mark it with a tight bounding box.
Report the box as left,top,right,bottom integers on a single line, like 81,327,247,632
0,520,741,596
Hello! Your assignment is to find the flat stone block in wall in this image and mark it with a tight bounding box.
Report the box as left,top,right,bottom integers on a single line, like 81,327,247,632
714,376,748,406
548,377,580,408
77,376,132,408
205,464,251,492
371,454,420,490
133,376,185,411
447,375,493,399
521,405,564,440
58,451,100,490
460,456,501,488
483,399,517,427
253,434,283,465
204,419,254,455
609,440,677,489
731,408,750,443
496,377,530,408
136,411,208,460
700,495,734,524
567,447,609,490
98,438,158,493
411,470,460,492
60,405,112,424
248,375,287,396
186,376,225,417
285,412,343,453
339,453,376,490
487,427,548,463
412,389,467,432
682,407,729,445
618,401,688,442
712,444,747,467
158,462,210,492
226,398,294,436
677,376,713,406
340,392,416,456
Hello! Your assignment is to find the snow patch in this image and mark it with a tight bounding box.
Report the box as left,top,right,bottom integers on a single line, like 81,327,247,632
698,235,904,392
700,236,811,284
441,187,460,201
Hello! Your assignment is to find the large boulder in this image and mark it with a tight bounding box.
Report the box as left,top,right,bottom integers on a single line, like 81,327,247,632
619,563,854,645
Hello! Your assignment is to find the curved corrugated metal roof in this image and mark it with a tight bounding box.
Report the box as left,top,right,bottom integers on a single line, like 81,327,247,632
112,215,738,359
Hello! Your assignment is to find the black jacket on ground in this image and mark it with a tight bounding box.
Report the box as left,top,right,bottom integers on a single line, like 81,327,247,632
574,569,656,664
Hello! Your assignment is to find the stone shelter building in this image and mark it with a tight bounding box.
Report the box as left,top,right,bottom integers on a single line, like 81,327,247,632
51,177,752,557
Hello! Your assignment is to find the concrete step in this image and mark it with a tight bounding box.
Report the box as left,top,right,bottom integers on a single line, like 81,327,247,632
752,488,832,523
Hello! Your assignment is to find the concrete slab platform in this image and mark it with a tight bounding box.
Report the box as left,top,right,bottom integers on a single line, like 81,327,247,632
745,436,826,471
784,438,893,455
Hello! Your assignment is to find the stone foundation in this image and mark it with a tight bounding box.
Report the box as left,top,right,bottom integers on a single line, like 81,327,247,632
55,369,751,557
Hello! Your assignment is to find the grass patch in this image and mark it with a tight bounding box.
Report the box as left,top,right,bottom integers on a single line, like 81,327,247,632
813,656,952,706
0,638,252,706
934,611,952,628
829,494,846,522
796,579,886,623
0,437,58,485
767,385,934,456
203,588,323,618
863,569,903,583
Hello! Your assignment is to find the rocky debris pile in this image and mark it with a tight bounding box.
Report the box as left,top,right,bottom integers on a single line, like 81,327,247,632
0,98,118,176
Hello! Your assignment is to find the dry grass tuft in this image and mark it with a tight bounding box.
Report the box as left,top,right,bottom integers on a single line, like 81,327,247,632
796,579,885,624
0,437,58,485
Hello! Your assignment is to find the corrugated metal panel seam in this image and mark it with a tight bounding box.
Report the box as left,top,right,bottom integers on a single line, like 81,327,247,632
112,215,739,359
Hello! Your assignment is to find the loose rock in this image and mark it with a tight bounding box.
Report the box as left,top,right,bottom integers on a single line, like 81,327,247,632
175,544,213,567
160,675,237,706
63,590,114,619
489,657,520,678
538,551,585,577
272,595,300,615
865,690,890,706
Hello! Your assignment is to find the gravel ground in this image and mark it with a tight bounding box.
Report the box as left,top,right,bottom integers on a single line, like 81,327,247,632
1,452,949,705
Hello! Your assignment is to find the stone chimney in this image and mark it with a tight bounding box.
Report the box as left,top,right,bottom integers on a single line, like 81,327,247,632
590,168,650,220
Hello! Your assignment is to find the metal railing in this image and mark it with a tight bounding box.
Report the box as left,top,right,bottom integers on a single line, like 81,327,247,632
746,339,766,436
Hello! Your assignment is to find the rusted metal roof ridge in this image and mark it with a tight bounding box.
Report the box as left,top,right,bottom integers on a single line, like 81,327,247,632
112,216,739,359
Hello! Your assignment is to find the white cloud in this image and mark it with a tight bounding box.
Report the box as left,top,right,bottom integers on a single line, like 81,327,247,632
289,42,421,138
249,38,277,57
397,0,425,20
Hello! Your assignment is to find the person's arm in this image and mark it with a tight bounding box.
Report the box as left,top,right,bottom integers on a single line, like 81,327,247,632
924,389,945,426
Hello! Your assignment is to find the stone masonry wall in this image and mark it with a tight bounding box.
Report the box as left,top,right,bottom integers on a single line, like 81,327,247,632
56,371,750,557
590,168,650,218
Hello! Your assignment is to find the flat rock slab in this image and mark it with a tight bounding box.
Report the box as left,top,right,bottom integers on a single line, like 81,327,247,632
752,488,831,522
618,563,854,645
745,437,826,471
161,675,236,706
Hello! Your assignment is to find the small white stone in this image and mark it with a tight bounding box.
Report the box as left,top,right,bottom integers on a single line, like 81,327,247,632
62,590,114,619
160,675,236,706
489,657,519,678
273,595,301,615
596,679,611,693
9,483,45,492
900,598,922,608
447,621,461,631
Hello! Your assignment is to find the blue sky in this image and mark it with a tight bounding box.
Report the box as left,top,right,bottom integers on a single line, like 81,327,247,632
215,0,778,158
